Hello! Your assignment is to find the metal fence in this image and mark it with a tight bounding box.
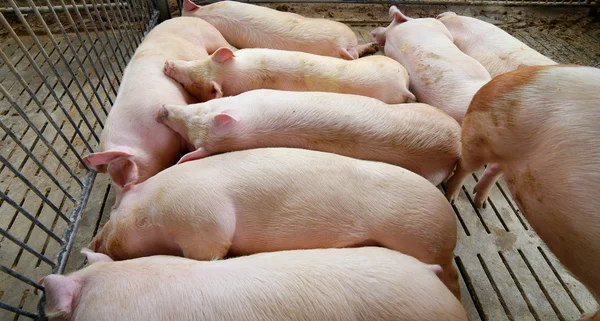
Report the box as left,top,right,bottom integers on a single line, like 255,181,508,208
0,0,160,319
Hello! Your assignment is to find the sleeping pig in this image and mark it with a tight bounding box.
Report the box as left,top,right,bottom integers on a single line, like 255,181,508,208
163,47,414,104
181,0,378,59
444,65,600,321
371,6,491,124
90,148,460,298
80,17,232,190
157,89,460,186
437,12,556,78
39,247,468,321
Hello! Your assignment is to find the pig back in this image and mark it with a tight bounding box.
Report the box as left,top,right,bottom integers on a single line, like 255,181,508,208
98,19,214,183
183,1,356,57
68,248,467,321
438,14,556,77
154,148,456,262
384,18,491,123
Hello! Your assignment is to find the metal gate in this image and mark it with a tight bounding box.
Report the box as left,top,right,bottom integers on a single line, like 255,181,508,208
0,0,598,320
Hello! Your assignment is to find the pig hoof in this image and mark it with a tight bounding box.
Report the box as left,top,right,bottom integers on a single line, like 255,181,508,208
156,105,169,123
357,42,380,57
163,61,174,76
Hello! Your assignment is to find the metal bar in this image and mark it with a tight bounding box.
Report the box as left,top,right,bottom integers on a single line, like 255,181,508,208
0,2,129,14
42,0,112,116
139,0,154,31
124,0,145,45
25,0,105,137
176,0,182,15
88,0,128,72
113,0,141,49
55,171,96,274
0,302,38,319
0,188,66,242
101,0,135,59
132,0,151,40
80,0,125,78
0,53,88,183
0,119,76,203
0,154,70,225
2,5,96,153
0,227,56,267
0,265,44,290
155,0,171,21
70,0,122,91
57,0,117,107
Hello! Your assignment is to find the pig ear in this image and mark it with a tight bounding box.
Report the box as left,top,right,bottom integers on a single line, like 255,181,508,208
213,109,241,128
107,157,138,190
210,81,223,98
211,47,235,63
80,150,134,173
182,0,199,12
41,274,80,318
81,248,113,264
436,11,457,19
177,147,210,164
390,6,411,23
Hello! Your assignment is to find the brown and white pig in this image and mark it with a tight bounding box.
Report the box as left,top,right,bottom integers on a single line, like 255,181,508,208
80,17,232,190
371,6,491,124
39,247,468,321
444,65,600,321
181,0,378,59
90,147,460,298
157,89,460,186
437,12,557,78
163,47,414,104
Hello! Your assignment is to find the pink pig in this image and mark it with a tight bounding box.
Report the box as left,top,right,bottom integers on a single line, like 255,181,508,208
157,89,460,186
371,6,491,124
163,47,414,103
444,65,600,321
80,17,232,189
90,148,460,298
437,12,556,78
39,248,468,321
181,0,378,59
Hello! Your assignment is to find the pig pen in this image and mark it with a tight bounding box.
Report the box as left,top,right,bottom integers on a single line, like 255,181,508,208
0,0,598,320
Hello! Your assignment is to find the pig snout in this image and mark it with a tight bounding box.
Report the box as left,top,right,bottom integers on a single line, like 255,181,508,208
156,105,169,124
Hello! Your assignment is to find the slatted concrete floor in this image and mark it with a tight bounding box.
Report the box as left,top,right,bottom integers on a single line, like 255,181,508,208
1,3,599,321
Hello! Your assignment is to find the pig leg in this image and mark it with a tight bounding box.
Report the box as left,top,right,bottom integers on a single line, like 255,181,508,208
356,42,380,57
177,148,211,164
445,125,489,203
473,163,503,209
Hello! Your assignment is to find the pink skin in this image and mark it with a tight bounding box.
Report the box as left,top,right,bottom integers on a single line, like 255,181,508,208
162,47,415,104
181,0,379,59
436,11,556,78
472,163,503,208
156,89,461,186
39,248,467,321
79,17,232,191
444,65,600,321
370,6,491,125
89,148,461,299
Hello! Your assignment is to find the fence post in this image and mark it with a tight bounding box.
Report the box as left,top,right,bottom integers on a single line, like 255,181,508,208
155,0,171,21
